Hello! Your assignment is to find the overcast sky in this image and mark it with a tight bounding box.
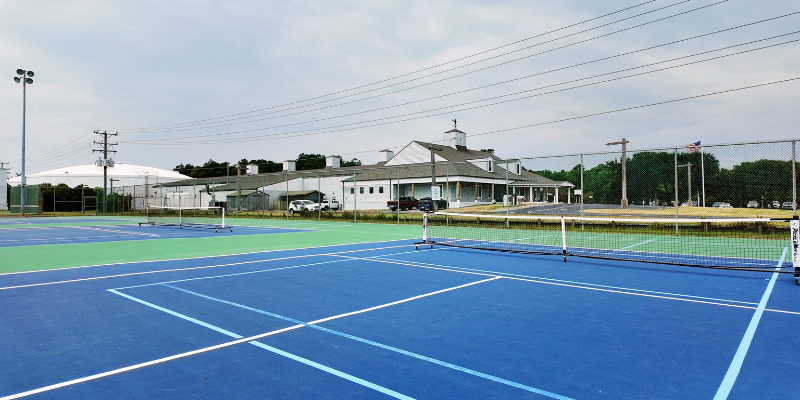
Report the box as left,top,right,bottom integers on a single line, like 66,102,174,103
1,0,799,176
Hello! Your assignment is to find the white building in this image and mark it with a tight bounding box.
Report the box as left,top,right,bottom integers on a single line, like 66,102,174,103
165,127,574,210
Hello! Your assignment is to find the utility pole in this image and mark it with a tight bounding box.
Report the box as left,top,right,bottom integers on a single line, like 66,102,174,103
678,162,692,206
93,130,118,214
606,138,630,209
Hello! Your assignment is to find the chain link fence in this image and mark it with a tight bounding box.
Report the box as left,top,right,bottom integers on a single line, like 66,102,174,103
8,139,797,222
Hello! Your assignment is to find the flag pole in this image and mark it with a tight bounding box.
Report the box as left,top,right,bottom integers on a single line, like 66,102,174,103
701,136,706,207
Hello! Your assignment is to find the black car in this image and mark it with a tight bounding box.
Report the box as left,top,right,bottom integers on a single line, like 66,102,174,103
418,197,448,211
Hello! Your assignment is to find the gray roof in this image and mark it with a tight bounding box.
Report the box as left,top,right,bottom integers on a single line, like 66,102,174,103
162,141,572,188
340,160,565,187
226,190,268,197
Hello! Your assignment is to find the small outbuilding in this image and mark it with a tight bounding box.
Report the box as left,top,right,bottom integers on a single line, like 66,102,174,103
227,190,269,211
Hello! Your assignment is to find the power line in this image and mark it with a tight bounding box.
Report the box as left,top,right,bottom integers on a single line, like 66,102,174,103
116,0,686,132
123,77,800,148
125,25,800,142
122,0,733,135
119,34,800,145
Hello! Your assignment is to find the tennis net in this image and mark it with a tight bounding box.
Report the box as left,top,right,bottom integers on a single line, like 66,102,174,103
420,212,799,274
140,206,231,232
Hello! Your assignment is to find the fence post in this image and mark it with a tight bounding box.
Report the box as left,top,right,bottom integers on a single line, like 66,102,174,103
353,170,357,223
395,167,400,225
580,154,584,218
674,148,678,234
793,140,797,216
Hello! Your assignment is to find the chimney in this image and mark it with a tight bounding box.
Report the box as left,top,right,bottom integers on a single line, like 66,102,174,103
326,155,341,168
378,149,394,163
283,160,296,172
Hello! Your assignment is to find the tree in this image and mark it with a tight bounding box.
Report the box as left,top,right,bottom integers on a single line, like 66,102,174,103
341,158,361,167
296,153,326,170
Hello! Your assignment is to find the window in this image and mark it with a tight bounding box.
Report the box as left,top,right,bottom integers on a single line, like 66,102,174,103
369,187,374,194
379,186,384,194
516,164,521,175
488,159,493,172
350,188,354,194
360,187,364,194
477,185,483,198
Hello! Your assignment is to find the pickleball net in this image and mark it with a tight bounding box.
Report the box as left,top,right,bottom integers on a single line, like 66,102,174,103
140,206,231,232
420,212,800,275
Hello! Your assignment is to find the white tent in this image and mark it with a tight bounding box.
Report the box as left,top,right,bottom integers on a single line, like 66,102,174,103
7,162,190,188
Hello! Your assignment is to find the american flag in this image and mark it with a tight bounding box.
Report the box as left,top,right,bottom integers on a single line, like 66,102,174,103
686,140,701,153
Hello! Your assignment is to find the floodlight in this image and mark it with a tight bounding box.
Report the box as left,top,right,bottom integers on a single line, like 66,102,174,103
27,71,34,77
14,77,20,83
25,78,32,84
16,69,23,75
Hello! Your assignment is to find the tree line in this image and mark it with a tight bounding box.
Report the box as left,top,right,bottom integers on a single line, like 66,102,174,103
173,153,362,179
537,151,797,207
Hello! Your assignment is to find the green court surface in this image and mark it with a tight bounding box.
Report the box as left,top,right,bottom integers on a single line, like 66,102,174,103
0,217,421,274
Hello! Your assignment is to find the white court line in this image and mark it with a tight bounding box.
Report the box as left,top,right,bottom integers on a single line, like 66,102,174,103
340,254,800,315
713,248,787,400
616,240,654,250
0,244,414,290
73,226,161,237
0,277,497,400
0,237,419,277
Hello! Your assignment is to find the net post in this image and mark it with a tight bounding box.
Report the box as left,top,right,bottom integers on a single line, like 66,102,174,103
178,207,182,228
222,207,225,228
561,216,567,262
146,205,149,224
422,212,428,242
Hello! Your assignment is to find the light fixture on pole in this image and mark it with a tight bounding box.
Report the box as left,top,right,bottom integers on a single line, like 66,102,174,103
13,69,34,216
606,138,629,209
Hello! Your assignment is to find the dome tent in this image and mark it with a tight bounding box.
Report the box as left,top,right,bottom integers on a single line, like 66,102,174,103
8,162,190,188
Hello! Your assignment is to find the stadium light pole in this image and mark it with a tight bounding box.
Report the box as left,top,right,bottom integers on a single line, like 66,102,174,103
606,138,629,209
13,69,34,216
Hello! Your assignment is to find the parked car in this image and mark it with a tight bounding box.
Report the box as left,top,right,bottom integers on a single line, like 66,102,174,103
387,196,419,211
319,199,340,211
719,203,733,208
746,201,759,208
782,201,795,210
771,201,781,209
417,197,448,211
711,202,723,208
289,200,318,215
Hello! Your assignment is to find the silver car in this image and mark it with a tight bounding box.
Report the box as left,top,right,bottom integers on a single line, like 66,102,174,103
746,201,759,208
782,201,795,210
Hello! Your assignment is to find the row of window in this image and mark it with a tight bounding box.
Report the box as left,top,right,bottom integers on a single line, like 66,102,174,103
350,186,385,194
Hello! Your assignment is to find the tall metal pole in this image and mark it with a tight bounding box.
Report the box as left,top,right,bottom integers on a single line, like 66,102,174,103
21,78,26,216
103,132,108,214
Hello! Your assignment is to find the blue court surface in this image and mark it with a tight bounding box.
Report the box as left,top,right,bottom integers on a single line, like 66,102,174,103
0,218,136,226
1,240,798,399
0,224,313,248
